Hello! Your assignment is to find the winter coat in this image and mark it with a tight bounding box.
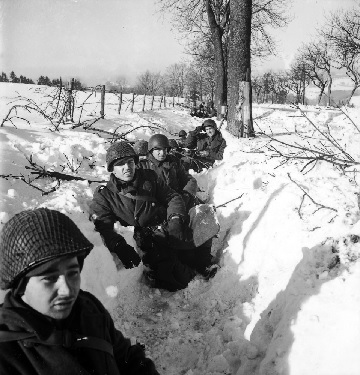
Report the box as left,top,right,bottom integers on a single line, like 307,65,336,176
89,168,186,253
185,128,226,163
0,290,160,375
138,154,198,196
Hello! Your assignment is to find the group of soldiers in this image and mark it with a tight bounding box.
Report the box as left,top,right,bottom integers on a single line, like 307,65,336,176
133,118,226,173
0,118,227,375
190,101,217,118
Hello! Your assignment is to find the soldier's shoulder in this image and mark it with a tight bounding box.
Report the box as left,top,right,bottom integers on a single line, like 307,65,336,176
94,184,107,194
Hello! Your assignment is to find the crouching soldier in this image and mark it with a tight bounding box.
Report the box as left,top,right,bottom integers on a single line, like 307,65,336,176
0,208,160,375
177,130,187,148
184,119,227,172
139,134,200,211
89,141,217,292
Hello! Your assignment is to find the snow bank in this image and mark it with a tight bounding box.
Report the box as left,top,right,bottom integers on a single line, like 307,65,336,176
1,83,360,375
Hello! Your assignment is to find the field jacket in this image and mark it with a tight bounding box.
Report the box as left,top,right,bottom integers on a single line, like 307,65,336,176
0,290,160,375
90,168,186,252
186,128,227,162
139,154,198,196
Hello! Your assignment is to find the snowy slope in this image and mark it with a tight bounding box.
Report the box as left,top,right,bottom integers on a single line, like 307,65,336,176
1,82,360,375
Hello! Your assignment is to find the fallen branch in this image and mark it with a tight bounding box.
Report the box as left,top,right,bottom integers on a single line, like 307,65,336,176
288,173,338,218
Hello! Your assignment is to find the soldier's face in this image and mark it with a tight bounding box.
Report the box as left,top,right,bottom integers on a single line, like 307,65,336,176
21,257,81,320
113,157,136,181
152,147,167,162
205,126,216,137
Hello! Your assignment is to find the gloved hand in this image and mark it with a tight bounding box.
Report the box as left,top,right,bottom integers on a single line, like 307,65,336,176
198,150,209,157
167,215,184,242
113,242,141,269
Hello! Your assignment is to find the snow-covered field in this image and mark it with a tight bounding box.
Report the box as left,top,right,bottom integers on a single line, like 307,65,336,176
1,82,360,375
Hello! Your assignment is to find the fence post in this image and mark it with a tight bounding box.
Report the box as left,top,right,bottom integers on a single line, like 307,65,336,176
66,78,74,122
131,93,135,112
151,95,154,110
172,96,175,107
159,96,163,109
164,96,166,108
100,85,105,119
142,94,146,112
118,92,122,114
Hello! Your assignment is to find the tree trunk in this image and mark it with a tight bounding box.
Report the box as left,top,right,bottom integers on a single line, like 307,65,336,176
227,0,254,138
205,0,227,117
327,77,332,106
317,85,325,106
347,83,359,105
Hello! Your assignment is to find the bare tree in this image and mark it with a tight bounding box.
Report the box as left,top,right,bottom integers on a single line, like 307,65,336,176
165,63,188,97
157,0,290,114
296,42,330,105
136,70,163,95
323,6,360,104
285,61,310,104
252,74,264,103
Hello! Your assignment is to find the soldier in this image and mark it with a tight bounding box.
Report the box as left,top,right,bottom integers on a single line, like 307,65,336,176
90,141,217,292
184,119,227,172
177,130,187,148
0,208,160,375
139,134,199,211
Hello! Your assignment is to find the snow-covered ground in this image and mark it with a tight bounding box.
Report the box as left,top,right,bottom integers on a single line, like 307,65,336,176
1,82,360,375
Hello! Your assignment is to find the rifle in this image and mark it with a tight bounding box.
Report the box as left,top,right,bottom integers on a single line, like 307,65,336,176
215,193,244,209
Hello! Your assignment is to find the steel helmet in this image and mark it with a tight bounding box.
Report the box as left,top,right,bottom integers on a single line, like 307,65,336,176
0,208,94,290
133,139,148,156
106,141,137,171
148,134,170,152
178,130,187,137
202,119,217,130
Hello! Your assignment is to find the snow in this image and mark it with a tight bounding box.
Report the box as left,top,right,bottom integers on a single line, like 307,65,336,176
1,82,360,375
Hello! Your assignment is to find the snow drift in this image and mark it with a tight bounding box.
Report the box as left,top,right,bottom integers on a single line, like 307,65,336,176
0,82,360,375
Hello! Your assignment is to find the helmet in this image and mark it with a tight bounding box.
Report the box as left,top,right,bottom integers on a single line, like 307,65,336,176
148,134,170,152
178,130,187,137
202,119,217,130
106,141,137,171
0,208,94,290
133,140,148,156
168,139,179,149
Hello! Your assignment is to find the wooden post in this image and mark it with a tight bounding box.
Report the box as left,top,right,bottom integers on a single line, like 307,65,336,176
67,78,74,122
163,96,166,108
117,92,122,114
55,77,62,118
131,93,135,112
302,64,306,105
172,96,175,107
100,85,105,119
159,96,163,109
151,95,154,110
242,68,253,137
142,94,146,112
236,68,253,138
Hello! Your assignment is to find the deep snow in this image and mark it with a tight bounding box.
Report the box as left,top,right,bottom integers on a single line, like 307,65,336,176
0,82,360,375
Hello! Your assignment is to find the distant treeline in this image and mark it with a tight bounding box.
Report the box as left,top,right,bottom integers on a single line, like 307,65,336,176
0,71,83,89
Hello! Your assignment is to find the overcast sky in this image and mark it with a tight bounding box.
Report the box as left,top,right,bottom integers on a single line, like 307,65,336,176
1,0,185,85
0,0,357,86
255,0,356,73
